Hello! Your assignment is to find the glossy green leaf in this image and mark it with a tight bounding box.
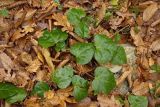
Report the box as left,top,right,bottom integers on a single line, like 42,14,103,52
38,28,68,48
150,64,160,72
55,41,66,52
92,67,116,95
67,8,86,25
0,83,27,104
66,8,89,38
70,43,94,64
94,34,117,64
128,95,148,107
111,46,127,65
32,81,50,97
72,75,88,101
74,20,89,38
51,66,74,89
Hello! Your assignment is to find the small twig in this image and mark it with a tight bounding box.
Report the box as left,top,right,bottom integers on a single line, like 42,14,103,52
57,58,70,68
69,32,86,43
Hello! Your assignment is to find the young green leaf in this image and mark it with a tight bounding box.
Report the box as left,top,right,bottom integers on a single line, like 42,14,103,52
55,41,66,52
66,8,89,38
104,11,112,21
74,20,89,38
38,28,68,48
66,8,86,25
128,95,148,107
0,9,9,17
51,66,74,89
114,33,121,43
72,75,88,101
94,34,127,65
150,64,160,72
92,67,116,95
94,34,117,64
0,83,27,104
32,81,50,97
70,43,94,64
111,46,127,65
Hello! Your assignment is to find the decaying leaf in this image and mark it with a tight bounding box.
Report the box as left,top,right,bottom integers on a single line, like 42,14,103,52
52,13,73,32
0,52,14,71
132,81,149,96
97,94,122,107
150,38,160,51
41,48,55,71
130,27,144,46
143,3,158,22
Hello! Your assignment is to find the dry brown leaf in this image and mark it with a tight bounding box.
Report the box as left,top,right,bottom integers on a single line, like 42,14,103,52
0,52,14,71
11,29,25,42
41,48,55,71
52,13,73,32
0,17,11,32
130,27,144,46
97,3,106,23
150,38,160,51
26,59,41,73
24,96,41,107
44,87,76,107
0,68,6,82
20,52,32,64
97,94,122,107
132,81,149,96
76,64,93,75
143,3,158,22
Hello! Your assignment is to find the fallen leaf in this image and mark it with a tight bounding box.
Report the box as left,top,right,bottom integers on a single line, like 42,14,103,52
150,38,160,51
132,81,149,96
143,3,158,22
130,27,144,46
97,94,122,107
0,52,14,71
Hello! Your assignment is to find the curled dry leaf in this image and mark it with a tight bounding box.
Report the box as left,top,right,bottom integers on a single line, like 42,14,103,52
11,29,25,42
150,38,160,51
130,27,144,46
0,52,14,71
26,59,41,73
143,3,158,22
132,81,149,96
97,94,122,107
52,13,73,32
97,3,106,23
41,48,55,71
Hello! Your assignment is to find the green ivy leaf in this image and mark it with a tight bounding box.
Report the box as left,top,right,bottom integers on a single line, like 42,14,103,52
74,20,89,38
0,83,27,104
66,8,89,38
94,34,117,64
128,95,148,107
72,75,88,101
32,81,50,97
0,9,9,17
150,64,160,72
38,28,68,48
92,67,116,95
55,41,66,52
94,34,127,65
111,46,127,65
70,43,94,64
51,66,74,89
66,8,86,25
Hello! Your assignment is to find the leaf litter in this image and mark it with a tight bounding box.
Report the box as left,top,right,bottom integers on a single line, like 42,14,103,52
0,0,160,107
